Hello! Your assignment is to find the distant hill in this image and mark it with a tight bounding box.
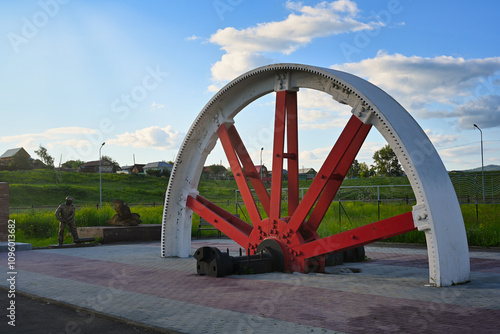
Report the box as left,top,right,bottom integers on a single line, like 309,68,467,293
459,164,500,173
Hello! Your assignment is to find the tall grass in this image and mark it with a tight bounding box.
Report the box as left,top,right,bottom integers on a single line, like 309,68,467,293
11,204,163,246
11,201,500,248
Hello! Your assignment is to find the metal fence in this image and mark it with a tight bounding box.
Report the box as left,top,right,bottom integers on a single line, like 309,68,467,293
10,173,499,213
449,173,500,204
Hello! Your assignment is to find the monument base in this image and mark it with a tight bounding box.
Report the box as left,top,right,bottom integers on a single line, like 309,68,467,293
77,224,161,243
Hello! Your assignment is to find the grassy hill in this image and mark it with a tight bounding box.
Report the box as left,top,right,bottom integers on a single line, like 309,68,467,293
0,169,411,208
0,170,169,207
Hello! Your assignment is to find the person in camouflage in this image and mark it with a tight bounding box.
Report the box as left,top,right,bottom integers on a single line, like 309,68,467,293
55,196,80,246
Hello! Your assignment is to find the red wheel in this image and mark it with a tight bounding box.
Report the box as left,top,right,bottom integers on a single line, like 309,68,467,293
186,89,416,273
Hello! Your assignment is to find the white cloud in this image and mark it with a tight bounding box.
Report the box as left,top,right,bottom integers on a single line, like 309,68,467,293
48,139,93,150
299,140,382,168
209,0,383,82
454,95,500,129
331,52,500,116
107,125,182,150
0,127,97,148
297,89,352,129
424,129,459,148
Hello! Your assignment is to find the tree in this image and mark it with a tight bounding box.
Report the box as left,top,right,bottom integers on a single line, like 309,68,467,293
207,164,227,179
372,145,404,177
34,145,54,168
101,155,120,172
346,159,361,178
62,159,85,169
146,168,170,178
359,162,373,178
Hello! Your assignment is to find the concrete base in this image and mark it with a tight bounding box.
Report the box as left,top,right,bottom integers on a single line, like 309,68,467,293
77,224,161,244
0,242,32,252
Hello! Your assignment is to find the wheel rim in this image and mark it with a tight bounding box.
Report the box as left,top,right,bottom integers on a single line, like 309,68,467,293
162,64,470,286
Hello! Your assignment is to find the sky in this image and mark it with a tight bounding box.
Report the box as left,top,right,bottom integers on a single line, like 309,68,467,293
1,0,499,173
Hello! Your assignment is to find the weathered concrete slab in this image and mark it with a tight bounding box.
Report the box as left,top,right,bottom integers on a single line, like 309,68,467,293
77,224,161,243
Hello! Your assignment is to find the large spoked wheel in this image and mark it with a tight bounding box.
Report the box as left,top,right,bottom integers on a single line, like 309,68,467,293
162,64,470,286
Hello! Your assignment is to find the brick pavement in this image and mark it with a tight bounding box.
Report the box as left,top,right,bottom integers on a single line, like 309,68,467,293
1,240,500,333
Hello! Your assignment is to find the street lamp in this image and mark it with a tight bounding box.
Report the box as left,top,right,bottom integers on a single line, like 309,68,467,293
473,124,485,203
260,147,264,179
99,142,105,209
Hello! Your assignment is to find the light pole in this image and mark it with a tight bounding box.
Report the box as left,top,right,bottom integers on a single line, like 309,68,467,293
473,124,485,203
99,142,105,209
260,147,264,179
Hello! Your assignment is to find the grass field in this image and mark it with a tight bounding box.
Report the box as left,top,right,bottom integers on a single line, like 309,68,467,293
3,170,499,248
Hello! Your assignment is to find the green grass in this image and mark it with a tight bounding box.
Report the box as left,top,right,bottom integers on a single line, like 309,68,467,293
10,204,164,247
3,170,499,248
1,169,168,206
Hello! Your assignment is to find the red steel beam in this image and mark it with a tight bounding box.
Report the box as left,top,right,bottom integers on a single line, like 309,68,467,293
286,91,299,216
286,116,370,234
227,125,270,216
295,211,416,259
186,195,252,248
218,123,262,225
307,119,371,231
270,91,287,223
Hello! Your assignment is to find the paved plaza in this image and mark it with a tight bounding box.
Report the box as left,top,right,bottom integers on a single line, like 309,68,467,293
1,239,500,333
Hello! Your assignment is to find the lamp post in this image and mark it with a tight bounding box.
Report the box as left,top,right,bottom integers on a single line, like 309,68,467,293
473,124,485,203
99,142,105,209
260,147,264,179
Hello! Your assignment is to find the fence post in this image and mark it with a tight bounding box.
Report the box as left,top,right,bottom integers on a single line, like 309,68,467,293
378,200,381,221
338,200,341,226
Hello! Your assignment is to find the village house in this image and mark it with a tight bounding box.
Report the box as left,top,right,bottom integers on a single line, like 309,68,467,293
0,147,31,170
143,161,173,174
77,160,114,173
299,168,317,180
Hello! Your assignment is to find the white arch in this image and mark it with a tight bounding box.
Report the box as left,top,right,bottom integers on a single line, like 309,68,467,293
161,64,470,287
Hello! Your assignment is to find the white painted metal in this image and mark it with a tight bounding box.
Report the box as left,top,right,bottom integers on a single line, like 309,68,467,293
161,64,470,287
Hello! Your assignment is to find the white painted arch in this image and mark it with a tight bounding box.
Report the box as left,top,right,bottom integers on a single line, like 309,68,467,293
161,64,470,287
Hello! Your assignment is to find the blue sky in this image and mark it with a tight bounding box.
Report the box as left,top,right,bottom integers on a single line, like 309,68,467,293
1,0,499,172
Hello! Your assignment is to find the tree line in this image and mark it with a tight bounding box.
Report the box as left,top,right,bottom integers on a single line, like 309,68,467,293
7,144,403,178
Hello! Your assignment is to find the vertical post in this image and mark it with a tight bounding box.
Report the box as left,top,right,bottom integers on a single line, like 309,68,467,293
260,147,263,179
473,124,485,203
99,142,106,209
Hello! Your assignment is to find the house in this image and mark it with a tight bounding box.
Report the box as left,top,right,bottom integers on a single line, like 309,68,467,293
143,161,173,174
0,148,31,169
299,168,317,180
131,164,146,174
77,160,113,173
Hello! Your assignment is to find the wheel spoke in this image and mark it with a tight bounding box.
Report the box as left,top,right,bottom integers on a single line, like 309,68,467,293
307,117,371,231
270,91,287,222
218,123,262,224
227,125,270,216
287,115,371,233
186,195,252,248
295,211,416,259
286,91,299,216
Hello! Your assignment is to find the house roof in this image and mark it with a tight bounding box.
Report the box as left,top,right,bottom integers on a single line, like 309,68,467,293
299,168,317,174
0,147,29,159
144,161,172,169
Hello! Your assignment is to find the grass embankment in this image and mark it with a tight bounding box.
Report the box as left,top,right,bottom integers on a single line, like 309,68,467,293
0,169,168,206
3,170,499,248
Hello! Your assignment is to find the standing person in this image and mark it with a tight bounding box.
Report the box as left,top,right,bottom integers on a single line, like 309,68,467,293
55,196,80,246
